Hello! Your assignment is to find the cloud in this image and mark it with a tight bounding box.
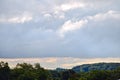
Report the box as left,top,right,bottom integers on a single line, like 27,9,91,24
58,19,88,37
0,0,120,58
0,14,32,24
57,10,120,37
0,57,120,69
87,10,120,21
52,1,87,19
55,2,86,12
53,11,65,19
44,13,52,18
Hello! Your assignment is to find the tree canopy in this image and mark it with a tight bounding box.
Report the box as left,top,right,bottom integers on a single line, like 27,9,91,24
0,61,120,80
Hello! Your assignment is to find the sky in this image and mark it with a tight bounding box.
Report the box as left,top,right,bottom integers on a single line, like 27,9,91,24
0,0,120,64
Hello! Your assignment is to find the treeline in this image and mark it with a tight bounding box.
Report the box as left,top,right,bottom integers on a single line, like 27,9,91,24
72,63,120,72
0,61,120,80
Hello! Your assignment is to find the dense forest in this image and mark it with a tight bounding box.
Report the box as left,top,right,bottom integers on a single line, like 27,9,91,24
0,61,120,80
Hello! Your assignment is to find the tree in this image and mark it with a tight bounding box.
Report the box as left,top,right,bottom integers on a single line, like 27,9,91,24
61,70,76,80
34,63,48,80
0,61,10,80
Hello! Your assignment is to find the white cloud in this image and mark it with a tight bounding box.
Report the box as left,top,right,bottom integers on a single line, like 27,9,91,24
53,11,65,19
87,10,120,21
44,13,52,18
0,14,32,24
52,1,87,20
8,16,32,23
57,10,120,38
58,19,88,37
55,2,86,12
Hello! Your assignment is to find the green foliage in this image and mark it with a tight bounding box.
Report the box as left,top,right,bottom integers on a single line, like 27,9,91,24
10,63,49,80
0,61,10,80
60,70,79,80
72,63,120,73
0,62,120,80
79,77,87,80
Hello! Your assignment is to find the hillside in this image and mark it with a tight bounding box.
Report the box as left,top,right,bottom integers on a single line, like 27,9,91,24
72,63,120,73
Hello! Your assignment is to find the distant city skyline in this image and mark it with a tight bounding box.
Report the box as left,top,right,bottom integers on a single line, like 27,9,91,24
0,0,120,59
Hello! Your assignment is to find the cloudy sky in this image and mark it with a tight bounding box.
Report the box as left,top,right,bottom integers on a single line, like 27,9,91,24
0,0,120,59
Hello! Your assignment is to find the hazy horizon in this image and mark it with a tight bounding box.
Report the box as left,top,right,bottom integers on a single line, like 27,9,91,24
0,57,120,69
